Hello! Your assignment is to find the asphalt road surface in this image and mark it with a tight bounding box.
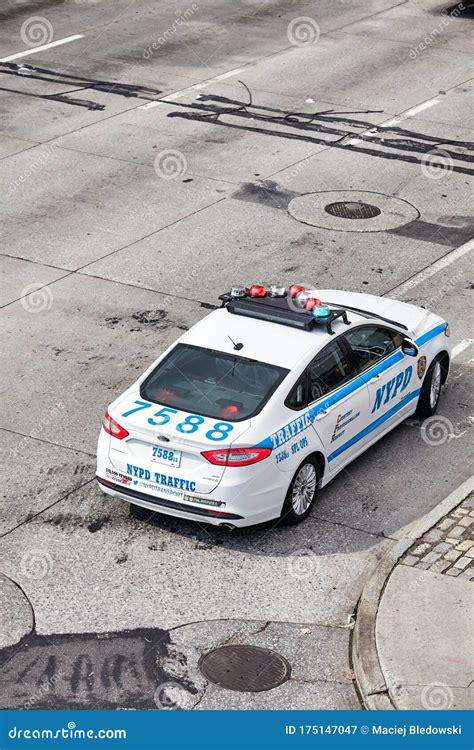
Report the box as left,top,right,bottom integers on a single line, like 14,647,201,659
0,0,473,710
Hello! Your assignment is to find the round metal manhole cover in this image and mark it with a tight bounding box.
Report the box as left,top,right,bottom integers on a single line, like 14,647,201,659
199,644,291,692
324,201,381,220
288,190,419,232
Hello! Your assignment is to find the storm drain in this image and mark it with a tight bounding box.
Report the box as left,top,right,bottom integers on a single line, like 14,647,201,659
288,190,419,232
325,201,381,220
199,644,291,692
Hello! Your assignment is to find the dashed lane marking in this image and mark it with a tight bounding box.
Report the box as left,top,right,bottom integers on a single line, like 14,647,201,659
345,97,442,145
0,35,84,62
452,339,474,360
139,66,247,109
389,239,474,298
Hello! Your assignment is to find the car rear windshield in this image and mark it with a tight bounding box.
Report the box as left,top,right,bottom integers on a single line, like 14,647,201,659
140,344,289,422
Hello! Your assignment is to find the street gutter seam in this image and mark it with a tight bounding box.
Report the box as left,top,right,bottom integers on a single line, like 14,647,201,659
0,477,96,540
0,427,96,457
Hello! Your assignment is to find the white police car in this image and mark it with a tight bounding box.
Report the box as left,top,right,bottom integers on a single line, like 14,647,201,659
97,285,450,528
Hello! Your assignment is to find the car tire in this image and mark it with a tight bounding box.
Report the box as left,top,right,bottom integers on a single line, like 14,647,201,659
415,356,444,417
129,502,154,521
281,457,319,525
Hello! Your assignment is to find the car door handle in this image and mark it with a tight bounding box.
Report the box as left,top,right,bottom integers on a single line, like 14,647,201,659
369,374,381,384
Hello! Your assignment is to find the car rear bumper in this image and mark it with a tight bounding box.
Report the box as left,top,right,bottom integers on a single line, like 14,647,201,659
96,475,281,528
97,476,244,521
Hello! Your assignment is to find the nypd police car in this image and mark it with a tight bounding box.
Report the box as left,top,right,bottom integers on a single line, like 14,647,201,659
96,285,450,528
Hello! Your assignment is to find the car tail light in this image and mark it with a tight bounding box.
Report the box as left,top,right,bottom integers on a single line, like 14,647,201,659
201,447,272,466
289,284,305,298
97,476,115,487
305,297,321,311
249,284,267,297
444,323,450,337
102,412,129,439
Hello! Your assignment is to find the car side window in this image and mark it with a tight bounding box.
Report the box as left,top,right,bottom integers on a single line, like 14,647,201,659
286,373,308,410
344,326,404,373
308,340,355,402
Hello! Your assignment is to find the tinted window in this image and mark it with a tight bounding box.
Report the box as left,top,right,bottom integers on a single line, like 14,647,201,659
286,374,307,410
141,344,289,421
344,326,404,373
308,340,355,401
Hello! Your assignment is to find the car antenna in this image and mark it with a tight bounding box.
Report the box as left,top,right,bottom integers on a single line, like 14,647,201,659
228,335,244,351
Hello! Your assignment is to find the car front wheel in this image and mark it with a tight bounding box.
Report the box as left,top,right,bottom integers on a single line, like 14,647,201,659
416,357,444,417
281,457,319,524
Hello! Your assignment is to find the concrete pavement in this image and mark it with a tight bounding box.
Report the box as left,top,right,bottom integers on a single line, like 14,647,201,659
353,478,474,710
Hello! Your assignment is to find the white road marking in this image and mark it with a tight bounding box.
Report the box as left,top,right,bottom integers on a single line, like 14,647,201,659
139,66,247,109
0,35,84,62
452,339,474,360
345,97,443,146
383,98,442,127
390,239,474,298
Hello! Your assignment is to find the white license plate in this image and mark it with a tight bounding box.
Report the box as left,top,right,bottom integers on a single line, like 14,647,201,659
150,446,181,468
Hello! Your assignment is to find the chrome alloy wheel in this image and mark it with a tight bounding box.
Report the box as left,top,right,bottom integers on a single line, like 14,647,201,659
430,361,442,409
291,463,317,515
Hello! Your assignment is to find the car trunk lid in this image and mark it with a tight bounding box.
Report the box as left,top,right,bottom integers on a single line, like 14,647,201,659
107,393,252,495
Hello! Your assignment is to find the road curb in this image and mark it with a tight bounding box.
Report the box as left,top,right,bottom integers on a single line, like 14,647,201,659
0,573,35,650
352,476,474,710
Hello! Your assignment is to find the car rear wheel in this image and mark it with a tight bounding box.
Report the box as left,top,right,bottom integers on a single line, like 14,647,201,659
281,457,319,524
416,357,444,417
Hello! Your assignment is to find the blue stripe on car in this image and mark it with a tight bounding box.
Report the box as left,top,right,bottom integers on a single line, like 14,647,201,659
257,322,446,452
414,322,447,347
327,388,421,461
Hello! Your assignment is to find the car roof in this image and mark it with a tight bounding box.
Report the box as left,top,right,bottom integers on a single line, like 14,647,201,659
178,288,434,370
178,304,367,370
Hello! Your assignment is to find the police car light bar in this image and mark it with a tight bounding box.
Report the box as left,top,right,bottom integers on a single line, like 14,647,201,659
219,286,351,335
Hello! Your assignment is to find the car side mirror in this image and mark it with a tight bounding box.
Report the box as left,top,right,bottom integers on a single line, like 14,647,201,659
402,338,419,357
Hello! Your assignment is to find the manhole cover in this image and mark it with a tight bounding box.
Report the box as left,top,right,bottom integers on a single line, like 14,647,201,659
288,190,419,232
324,201,381,220
199,644,291,692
